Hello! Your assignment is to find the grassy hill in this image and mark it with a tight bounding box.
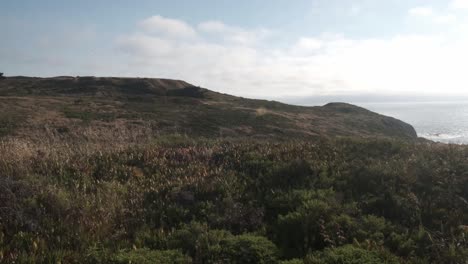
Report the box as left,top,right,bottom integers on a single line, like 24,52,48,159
1,76,465,264
0,76,417,141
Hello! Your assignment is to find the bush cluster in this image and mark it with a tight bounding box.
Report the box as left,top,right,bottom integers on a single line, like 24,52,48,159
0,137,467,263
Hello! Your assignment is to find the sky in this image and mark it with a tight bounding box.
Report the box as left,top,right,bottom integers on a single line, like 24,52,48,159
2,0,468,100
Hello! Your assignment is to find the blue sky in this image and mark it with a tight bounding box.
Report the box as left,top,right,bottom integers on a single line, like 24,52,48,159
2,0,468,98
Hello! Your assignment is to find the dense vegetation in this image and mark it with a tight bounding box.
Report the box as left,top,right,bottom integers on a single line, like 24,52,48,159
0,76,465,263
0,135,466,263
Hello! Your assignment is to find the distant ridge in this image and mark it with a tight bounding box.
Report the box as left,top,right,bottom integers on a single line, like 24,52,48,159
0,76,200,97
0,76,418,140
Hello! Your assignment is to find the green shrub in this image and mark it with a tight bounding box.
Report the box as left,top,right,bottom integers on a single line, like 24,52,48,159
275,194,339,258
0,138,466,263
218,234,279,264
167,222,232,263
86,248,191,264
280,259,304,264
305,245,399,264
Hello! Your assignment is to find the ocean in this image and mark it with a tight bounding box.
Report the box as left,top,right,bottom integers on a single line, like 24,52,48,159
356,101,468,144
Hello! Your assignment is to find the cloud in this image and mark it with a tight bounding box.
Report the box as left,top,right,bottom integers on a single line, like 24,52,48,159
117,16,468,98
434,14,457,24
291,37,323,55
139,15,197,38
408,7,433,17
198,20,271,45
117,34,174,57
451,0,468,9
408,6,457,25
8,14,467,98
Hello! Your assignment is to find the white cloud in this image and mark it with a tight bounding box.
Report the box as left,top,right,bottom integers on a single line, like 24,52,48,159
114,15,468,98
139,15,197,38
198,20,271,45
291,37,323,55
408,7,457,25
117,34,174,57
434,14,457,24
408,7,433,17
451,0,468,9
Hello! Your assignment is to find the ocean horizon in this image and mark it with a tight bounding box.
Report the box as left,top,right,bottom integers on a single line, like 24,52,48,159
356,101,468,144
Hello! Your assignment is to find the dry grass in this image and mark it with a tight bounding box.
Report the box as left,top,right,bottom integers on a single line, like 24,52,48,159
0,76,419,141
0,133,467,263
255,107,268,116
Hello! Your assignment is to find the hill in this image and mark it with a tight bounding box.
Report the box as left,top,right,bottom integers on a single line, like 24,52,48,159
0,76,417,141
0,76,466,263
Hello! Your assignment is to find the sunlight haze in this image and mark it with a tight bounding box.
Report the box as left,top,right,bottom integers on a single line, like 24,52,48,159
2,0,468,98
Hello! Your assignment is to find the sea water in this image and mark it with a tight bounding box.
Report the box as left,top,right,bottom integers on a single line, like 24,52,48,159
357,101,468,144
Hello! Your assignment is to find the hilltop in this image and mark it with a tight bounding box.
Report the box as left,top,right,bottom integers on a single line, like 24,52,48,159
0,76,417,141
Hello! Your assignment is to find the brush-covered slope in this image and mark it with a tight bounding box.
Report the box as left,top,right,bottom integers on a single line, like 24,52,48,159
0,76,417,140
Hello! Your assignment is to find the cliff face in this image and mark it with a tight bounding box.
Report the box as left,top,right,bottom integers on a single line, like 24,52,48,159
320,103,417,139
0,76,418,140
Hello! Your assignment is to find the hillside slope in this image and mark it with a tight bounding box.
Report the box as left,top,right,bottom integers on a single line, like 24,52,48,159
0,76,417,140
0,77,466,264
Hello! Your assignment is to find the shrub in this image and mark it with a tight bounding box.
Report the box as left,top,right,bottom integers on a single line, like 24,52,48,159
275,195,339,258
280,259,304,264
305,244,399,264
167,222,232,263
218,234,279,264
0,137,466,263
86,248,191,264
166,224,278,264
